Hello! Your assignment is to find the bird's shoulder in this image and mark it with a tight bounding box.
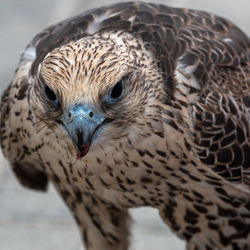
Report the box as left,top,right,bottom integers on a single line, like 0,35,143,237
0,63,49,191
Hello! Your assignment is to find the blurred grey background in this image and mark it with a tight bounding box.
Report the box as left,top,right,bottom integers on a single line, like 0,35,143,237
0,0,249,250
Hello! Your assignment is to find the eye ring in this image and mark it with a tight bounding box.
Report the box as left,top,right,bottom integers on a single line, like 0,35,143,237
102,77,125,107
39,76,59,107
110,79,124,99
44,84,57,102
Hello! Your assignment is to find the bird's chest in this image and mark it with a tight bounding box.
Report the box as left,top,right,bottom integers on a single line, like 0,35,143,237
40,133,179,208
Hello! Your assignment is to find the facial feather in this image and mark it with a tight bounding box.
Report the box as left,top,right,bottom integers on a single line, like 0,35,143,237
34,32,163,141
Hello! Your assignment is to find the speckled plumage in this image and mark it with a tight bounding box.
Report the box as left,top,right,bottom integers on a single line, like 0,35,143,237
1,2,250,249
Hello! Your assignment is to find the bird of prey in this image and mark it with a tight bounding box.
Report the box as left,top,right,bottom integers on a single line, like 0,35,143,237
1,2,250,249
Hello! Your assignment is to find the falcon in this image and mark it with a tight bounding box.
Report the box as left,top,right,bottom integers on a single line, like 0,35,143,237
1,2,250,249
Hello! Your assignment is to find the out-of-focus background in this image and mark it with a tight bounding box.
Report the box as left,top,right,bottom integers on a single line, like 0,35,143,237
0,1,249,249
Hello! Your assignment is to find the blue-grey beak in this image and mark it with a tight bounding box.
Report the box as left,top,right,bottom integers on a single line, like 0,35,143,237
61,104,105,158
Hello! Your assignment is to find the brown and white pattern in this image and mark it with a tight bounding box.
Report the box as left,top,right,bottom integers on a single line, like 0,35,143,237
1,2,250,249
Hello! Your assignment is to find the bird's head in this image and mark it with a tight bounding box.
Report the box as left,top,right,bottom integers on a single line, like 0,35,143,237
31,32,165,159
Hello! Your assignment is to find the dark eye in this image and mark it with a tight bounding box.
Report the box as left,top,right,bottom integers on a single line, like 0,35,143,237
110,79,123,99
44,84,57,102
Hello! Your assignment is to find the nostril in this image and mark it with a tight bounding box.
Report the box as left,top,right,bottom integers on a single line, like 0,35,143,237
89,111,94,118
68,111,74,122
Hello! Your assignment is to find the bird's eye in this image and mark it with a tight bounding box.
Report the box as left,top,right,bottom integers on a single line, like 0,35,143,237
102,78,125,107
44,84,57,102
110,79,123,99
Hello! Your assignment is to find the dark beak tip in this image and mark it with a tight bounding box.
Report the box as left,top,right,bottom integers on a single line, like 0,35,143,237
76,144,90,159
77,152,84,159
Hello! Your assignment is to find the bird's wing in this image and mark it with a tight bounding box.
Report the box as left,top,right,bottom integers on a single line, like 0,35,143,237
0,74,49,191
0,12,60,191
169,10,250,185
189,64,250,185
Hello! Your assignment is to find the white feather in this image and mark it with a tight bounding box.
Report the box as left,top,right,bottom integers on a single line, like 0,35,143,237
175,61,201,90
85,11,120,35
21,46,36,62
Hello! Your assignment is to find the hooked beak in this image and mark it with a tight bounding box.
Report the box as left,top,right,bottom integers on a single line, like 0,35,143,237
60,104,109,159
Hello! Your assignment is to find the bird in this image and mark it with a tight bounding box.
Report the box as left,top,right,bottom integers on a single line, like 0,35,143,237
1,1,250,249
